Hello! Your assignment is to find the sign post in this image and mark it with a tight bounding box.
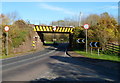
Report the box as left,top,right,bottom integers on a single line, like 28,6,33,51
89,41,100,56
32,41,36,49
52,26,56,44
4,26,10,56
84,24,89,53
98,48,100,56
91,48,92,54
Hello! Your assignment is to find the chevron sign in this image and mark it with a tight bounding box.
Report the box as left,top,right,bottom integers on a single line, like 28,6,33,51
77,38,85,43
89,41,100,48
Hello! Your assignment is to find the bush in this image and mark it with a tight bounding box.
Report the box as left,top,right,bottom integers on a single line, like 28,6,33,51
12,31,28,48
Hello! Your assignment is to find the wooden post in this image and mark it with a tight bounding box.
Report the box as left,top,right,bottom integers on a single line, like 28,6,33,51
91,48,92,55
98,48,100,56
69,33,73,48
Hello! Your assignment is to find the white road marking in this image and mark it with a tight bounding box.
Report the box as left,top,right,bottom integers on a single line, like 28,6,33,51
2,50,55,67
2,51,60,72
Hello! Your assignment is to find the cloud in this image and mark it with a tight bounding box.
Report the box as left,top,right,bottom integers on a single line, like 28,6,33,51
108,6,119,9
39,3,75,15
40,4,63,11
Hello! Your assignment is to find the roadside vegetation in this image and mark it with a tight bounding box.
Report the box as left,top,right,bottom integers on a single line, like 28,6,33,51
0,12,36,58
52,12,119,49
72,13,119,62
74,49,120,62
0,12,69,59
52,12,119,61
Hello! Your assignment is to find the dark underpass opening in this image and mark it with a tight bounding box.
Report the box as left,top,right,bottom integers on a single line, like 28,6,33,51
36,32,73,48
44,33,69,44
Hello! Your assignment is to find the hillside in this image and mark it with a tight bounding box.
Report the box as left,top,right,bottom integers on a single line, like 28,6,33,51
0,28,2,56
1,19,44,57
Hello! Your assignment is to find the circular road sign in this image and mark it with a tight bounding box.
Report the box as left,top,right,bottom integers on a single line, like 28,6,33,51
53,26,56,31
4,26,10,32
84,24,89,29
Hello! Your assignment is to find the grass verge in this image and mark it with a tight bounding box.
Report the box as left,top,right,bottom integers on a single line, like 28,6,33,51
45,41,53,44
0,49,37,59
74,49,120,62
0,54,16,59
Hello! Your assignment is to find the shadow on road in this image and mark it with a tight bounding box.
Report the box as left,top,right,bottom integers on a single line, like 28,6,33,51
31,55,120,82
44,43,69,52
31,77,109,83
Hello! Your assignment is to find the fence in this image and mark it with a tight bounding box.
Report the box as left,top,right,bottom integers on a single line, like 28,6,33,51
106,43,120,54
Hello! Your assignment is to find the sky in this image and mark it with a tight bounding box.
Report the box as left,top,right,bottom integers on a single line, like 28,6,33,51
1,0,120,2
2,2,119,25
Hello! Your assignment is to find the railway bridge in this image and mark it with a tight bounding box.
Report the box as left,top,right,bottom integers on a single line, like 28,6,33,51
33,25,74,47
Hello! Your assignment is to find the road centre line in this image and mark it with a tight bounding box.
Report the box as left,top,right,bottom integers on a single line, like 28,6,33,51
2,50,56,67
2,51,60,72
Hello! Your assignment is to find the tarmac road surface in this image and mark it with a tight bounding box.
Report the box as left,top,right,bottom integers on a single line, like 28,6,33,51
1,43,119,82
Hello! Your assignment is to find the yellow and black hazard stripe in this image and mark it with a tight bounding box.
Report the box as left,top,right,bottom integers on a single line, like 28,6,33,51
67,28,71,32
34,25,74,33
34,25,53,32
55,27,59,32
42,26,46,31
49,26,53,31
45,26,49,31
61,27,65,32
32,41,36,47
70,28,74,33
59,27,62,32
64,27,68,32
40,26,43,31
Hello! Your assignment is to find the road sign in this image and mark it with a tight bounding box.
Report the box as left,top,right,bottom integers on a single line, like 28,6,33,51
52,26,56,31
77,38,85,43
90,41,100,56
89,41,100,48
53,39,57,41
32,44,35,47
32,41,36,49
84,24,89,29
32,41,36,43
4,26,10,32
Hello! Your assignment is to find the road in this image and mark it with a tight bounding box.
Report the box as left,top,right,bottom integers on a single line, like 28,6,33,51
2,43,119,82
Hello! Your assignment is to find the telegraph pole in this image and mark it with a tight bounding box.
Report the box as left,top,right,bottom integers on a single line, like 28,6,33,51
39,21,41,25
79,12,82,26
